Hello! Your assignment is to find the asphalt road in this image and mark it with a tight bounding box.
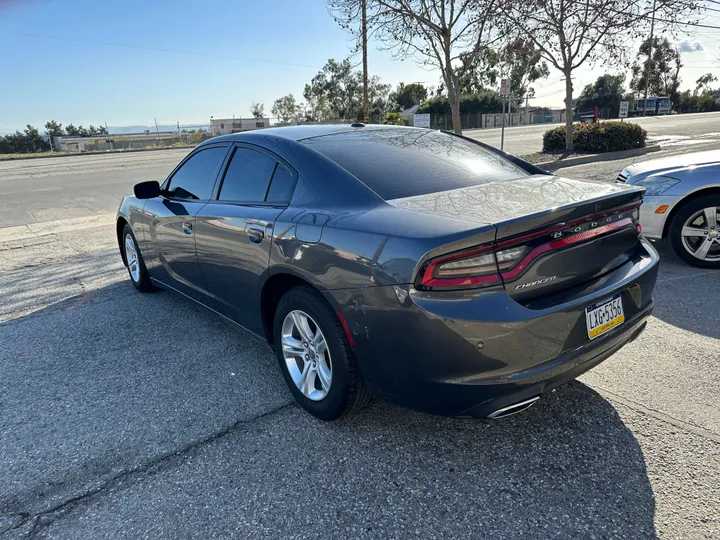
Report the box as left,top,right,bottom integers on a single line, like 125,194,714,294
465,111,720,156
0,151,188,228
1,127,719,539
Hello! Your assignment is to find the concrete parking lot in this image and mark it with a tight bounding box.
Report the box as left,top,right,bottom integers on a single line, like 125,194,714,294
1,124,719,538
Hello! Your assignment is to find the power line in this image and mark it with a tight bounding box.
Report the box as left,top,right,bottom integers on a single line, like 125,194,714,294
0,30,316,68
649,17,720,30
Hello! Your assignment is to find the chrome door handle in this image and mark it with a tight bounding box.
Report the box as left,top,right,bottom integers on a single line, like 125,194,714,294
247,227,264,243
182,221,193,234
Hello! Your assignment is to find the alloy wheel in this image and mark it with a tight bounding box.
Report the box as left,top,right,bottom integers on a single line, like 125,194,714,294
281,310,332,401
680,206,720,262
124,233,141,282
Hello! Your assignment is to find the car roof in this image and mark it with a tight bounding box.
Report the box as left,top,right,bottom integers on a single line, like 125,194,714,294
203,123,425,144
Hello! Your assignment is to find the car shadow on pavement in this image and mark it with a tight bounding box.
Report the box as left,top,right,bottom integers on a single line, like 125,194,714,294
0,278,657,538
649,241,720,339
312,382,658,538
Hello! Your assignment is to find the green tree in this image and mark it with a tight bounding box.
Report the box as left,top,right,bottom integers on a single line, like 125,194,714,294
65,124,80,136
383,112,406,125
630,37,682,105
389,82,428,111
250,102,265,119
365,76,392,122
455,48,500,95
304,58,362,120
271,94,299,124
696,73,718,93
500,0,698,150
417,92,503,116
328,0,502,135
575,74,627,113
303,57,391,121
498,37,550,105
0,125,50,154
23,125,50,151
44,120,64,139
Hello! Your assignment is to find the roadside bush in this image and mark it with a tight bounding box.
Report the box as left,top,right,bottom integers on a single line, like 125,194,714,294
542,121,647,153
383,112,406,125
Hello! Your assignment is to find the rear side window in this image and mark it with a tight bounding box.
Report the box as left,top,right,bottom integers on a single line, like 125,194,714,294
219,148,276,202
166,146,227,200
302,128,528,200
266,164,295,204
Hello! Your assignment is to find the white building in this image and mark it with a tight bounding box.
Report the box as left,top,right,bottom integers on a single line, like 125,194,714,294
210,117,270,136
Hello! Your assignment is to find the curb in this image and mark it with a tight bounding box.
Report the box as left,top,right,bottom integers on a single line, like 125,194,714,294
0,145,196,162
535,145,662,170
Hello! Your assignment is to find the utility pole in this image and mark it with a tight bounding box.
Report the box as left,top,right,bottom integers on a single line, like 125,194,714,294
154,117,159,134
361,0,369,124
500,96,506,151
643,0,656,116
525,94,529,125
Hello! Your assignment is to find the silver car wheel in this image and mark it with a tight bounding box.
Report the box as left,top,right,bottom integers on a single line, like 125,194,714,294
281,310,332,401
680,206,720,261
124,233,141,282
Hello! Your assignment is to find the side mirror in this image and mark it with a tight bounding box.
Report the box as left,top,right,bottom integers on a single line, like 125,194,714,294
133,180,160,199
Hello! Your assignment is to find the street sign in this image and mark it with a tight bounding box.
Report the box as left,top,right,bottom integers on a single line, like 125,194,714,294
500,78,511,97
619,101,629,118
413,113,430,128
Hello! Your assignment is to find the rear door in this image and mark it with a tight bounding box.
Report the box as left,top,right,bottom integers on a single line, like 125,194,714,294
143,144,229,297
194,143,298,334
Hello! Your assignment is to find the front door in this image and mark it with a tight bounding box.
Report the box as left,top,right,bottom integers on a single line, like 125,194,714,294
143,144,229,298
194,144,298,334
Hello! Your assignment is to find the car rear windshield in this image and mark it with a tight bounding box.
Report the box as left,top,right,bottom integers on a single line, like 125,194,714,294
302,128,529,200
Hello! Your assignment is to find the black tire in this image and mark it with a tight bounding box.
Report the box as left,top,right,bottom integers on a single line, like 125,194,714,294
668,195,720,269
273,286,371,421
122,223,156,292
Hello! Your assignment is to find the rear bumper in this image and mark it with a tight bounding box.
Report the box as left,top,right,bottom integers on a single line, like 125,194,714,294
457,308,651,418
334,240,659,418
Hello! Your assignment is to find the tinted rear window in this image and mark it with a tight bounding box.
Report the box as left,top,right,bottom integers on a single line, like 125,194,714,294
302,128,528,200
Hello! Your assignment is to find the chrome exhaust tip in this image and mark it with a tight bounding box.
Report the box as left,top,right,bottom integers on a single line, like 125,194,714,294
487,396,540,419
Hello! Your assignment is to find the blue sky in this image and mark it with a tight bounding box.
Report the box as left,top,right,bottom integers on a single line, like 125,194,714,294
1,0,718,132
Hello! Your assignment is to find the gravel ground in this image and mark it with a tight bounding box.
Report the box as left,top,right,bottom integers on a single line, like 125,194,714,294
1,137,719,539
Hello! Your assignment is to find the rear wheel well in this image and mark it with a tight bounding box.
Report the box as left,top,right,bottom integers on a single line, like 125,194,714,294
261,273,318,345
663,187,720,239
116,217,129,265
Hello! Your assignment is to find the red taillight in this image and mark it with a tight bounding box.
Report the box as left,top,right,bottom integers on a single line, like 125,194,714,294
417,206,639,291
419,244,527,289
500,217,634,280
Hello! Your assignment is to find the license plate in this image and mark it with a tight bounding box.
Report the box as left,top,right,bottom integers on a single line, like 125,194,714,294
585,294,624,340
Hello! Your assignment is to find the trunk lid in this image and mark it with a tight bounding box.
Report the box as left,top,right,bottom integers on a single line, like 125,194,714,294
389,174,644,299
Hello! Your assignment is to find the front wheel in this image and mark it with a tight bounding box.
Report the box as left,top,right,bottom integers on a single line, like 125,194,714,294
273,286,371,421
122,224,156,292
668,196,720,268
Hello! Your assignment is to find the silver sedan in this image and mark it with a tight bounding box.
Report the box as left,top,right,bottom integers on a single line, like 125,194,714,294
617,149,720,268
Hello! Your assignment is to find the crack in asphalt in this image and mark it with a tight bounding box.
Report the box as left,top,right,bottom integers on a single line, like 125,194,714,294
0,402,295,538
592,383,720,444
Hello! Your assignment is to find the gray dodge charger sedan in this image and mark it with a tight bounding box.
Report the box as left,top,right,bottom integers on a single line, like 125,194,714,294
116,125,659,420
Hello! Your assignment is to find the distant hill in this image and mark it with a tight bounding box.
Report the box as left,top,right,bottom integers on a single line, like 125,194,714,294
0,125,210,137
108,124,210,134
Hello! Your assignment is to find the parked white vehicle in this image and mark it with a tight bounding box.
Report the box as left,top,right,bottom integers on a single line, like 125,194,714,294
617,149,720,268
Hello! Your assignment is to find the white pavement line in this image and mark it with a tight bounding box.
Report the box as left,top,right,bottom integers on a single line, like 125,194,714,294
0,213,116,243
